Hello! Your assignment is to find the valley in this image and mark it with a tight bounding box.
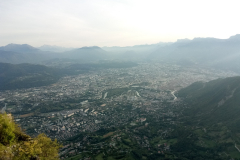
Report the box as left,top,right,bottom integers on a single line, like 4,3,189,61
1,1,240,159
1,62,239,159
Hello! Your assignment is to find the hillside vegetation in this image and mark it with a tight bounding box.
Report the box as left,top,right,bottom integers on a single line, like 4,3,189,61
0,113,61,160
177,76,240,127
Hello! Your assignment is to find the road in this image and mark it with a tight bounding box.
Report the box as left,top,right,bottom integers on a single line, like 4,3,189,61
235,143,240,153
171,90,177,101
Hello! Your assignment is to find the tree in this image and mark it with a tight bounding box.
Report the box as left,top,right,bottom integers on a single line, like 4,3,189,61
0,113,61,160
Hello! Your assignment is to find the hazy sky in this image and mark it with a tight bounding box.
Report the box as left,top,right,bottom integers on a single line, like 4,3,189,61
1,0,240,47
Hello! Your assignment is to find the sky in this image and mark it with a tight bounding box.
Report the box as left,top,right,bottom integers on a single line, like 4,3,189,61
1,0,240,47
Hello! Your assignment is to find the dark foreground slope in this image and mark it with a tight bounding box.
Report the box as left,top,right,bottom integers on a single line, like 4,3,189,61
171,77,240,159
177,76,240,128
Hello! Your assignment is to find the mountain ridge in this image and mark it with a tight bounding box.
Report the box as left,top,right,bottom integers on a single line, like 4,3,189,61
0,43,40,53
177,76,240,128
1,34,240,70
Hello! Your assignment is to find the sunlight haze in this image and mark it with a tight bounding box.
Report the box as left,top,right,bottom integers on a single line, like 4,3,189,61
0,0,240,47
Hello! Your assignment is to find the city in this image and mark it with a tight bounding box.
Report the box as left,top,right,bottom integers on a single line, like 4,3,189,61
0,62,238,159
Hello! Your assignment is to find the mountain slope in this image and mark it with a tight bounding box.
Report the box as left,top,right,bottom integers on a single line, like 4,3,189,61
0,50,27,63
149,34,240,72
0,61,137,90
63,46,108,61
0,44,40,53
177,76,240,128
0,63,60,90
0,44,56,64
102,43,171,60
38,45,74,52
169,77,240,159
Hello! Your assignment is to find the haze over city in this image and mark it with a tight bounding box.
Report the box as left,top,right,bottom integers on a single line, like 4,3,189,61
1,0,240,47
2,1,240,160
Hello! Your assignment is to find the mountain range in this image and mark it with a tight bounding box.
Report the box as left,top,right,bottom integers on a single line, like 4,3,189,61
38,45,75,52
1,34,240,72
0,43,40,53
149,35,240,70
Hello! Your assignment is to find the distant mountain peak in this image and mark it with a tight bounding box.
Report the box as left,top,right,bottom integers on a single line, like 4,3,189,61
0,43,39,52
38,45,74,52
5,43,35,48
228,34,240,40
176,38,191,42
79,46,101,49
192,37,218,41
